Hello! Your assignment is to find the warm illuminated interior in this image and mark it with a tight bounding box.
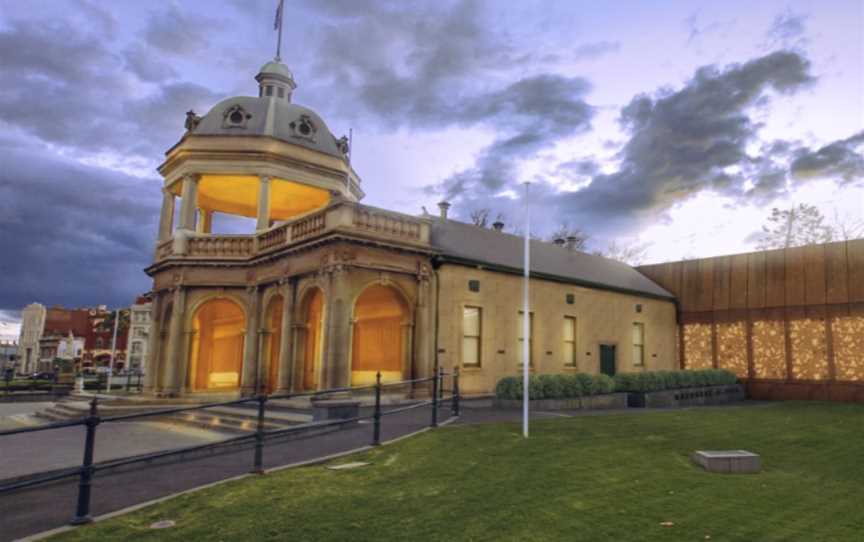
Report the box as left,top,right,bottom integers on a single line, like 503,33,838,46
351,285,408,385
301,289,324,390
171,175,331,221
189,298,245,391
264,295,283,394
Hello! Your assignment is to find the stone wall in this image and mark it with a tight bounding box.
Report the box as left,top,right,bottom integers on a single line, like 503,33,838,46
436,263,678,395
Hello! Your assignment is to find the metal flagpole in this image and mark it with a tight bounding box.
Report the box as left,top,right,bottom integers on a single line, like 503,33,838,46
522,181,531,438
106,309,119,393
274,0,285,61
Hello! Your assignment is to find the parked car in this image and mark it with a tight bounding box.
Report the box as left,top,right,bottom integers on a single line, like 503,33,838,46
30,371,55,380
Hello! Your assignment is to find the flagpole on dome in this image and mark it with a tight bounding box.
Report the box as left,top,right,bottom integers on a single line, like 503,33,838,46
274,0,285,61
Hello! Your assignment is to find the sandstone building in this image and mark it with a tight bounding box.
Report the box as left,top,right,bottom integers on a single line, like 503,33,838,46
143,59,678,398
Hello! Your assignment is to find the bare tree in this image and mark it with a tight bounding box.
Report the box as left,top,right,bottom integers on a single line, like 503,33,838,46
594,240,650,266
469,208,491,228
547,222,590,249
832,208,864,241
755,204,835,249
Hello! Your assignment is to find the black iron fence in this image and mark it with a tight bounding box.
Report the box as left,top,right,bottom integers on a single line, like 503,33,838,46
0,367,460,525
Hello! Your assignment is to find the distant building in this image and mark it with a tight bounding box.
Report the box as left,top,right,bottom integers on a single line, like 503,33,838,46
18,303,46,374
127,294,153,372
0,341,17,371
16,303,129,373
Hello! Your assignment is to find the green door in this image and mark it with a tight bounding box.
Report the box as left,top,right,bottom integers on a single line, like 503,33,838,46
600,344,616,377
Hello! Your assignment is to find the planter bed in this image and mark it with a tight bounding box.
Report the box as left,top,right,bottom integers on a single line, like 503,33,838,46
494,392,627,411
627,384,745,408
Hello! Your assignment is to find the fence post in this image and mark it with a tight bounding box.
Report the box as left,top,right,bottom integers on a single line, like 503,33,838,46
252,394,267,474
70,397,100,525
372,371,382,446
431,368,439,428
125,372,131,392
452,366,460,417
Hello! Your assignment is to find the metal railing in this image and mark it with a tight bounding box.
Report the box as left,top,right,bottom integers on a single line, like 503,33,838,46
0,367,460,525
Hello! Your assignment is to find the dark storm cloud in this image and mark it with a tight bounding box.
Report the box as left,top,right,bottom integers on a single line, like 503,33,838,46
790,131,864,183
549,51,817,234
765,10,809,48
306,0,525,127
0,13,220,161
123,44,178,83
438,75,594,198
143,4,218,55
0,147,157,309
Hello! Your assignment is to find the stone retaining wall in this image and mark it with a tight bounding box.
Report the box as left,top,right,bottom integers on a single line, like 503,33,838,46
494,393,628,411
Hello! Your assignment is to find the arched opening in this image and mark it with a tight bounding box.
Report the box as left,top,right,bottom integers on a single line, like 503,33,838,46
351,284,410,385
189,298,245,391
263,295,284,394
298,288,324,391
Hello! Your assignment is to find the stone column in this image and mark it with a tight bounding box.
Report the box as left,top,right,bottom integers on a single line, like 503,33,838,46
256,175,271,231
178,174,199,231
241,286,262,396
143,293,163,394
158,189,176,241
196,209,213,234
322,268,351,389
276,281,295,393
163,287,187,396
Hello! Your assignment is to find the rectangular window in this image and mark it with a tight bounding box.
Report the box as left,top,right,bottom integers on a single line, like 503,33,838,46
518,311,534,366
462,306,482,367
632,322,645,366
563,317,577,367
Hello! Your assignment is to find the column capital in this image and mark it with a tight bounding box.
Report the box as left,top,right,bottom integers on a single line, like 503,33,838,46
259,174,271,184
183,173,201,184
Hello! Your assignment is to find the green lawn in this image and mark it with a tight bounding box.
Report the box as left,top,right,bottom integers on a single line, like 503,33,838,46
55,402,864,541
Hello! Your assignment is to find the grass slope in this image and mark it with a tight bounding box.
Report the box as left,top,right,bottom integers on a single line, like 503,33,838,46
55,402,864,541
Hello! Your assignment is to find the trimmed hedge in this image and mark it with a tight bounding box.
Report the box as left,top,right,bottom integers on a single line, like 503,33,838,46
613,369,737,393
495,373,615,400
495,369,737,400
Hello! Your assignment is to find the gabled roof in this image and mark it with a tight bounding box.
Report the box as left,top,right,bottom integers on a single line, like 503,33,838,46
430,219,674,300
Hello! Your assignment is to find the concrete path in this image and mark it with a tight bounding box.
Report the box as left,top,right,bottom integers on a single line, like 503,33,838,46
0,421,230,481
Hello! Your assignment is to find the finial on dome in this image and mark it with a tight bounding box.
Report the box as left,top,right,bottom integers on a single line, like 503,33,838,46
256,59,297,102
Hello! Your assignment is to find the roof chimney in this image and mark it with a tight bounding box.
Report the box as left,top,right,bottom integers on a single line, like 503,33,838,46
492,220,505,232
554,238,566,247
566,236,578,250
437,201,451,220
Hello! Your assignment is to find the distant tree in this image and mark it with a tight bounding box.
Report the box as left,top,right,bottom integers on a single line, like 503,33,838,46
595,241,649,266
832,208,864,241
756,204,835,249
469,208,491,228
547,222,589,250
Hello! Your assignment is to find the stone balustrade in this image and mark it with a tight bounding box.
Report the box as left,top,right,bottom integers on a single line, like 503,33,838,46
154,202,430,263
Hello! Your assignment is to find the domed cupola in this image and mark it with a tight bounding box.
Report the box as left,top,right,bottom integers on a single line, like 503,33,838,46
255,59,297,102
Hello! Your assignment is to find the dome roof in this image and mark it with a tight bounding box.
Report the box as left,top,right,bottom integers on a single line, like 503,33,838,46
257,60,294,81
192,96,347,159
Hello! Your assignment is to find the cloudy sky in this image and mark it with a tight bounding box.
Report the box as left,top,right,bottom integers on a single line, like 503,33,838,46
1,0,863,339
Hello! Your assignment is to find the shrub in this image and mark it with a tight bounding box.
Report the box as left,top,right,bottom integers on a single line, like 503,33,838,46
527,375,544,400
613,369,738,393
576,373,595,396
560,374,583,398
495,376,521,400
537,374,565,399
593,374,615,394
